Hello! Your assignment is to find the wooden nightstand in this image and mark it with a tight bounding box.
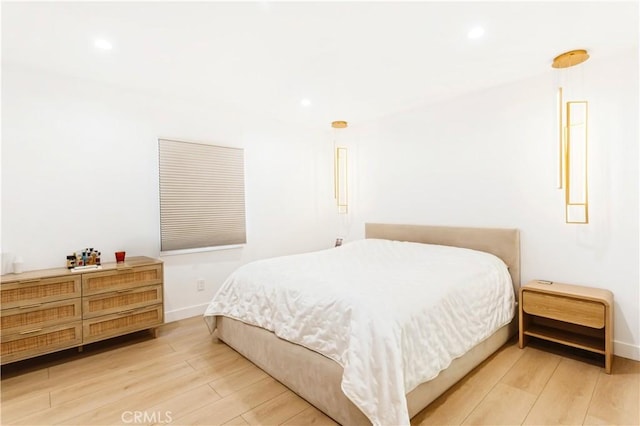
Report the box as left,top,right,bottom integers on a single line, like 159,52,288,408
519,280,613,373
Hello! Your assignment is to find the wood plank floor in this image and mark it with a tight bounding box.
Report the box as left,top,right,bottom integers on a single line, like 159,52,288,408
1,315,638,425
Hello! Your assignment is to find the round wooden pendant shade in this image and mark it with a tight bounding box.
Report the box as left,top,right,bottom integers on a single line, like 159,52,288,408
552,49,590,69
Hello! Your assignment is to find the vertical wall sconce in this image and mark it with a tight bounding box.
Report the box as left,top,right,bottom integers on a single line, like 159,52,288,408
553,49,589,224
332,120,348,214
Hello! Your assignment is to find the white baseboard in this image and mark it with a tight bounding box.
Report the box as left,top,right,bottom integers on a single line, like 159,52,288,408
164,303,209,323
614,340,640,361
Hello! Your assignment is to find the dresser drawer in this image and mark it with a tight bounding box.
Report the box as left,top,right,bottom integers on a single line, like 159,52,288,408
83,284,163,319
1,276,81,309
523,291,605,328
1,298,82,334
83,304,163,344
82,264,162,296
0,321,83,365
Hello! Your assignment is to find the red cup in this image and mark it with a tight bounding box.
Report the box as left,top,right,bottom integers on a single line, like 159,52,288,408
115,251,126,263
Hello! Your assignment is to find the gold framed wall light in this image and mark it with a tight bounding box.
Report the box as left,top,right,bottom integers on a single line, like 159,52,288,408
553,49,589,224
332,121,348,214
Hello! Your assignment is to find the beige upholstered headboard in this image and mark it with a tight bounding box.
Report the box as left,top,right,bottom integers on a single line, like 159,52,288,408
365,223,521,298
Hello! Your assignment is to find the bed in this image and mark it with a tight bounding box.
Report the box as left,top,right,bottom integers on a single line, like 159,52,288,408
204,223,520,425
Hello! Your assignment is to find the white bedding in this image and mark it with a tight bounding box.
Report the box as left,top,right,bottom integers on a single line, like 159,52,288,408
203,239,515,426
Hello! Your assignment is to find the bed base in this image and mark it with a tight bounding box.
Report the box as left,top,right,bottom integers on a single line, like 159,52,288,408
216,316,517,425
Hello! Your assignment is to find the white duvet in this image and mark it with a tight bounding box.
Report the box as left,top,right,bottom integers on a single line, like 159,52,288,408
203,239,515,425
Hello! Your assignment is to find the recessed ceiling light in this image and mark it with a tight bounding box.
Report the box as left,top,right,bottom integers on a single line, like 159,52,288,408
467,26,485,40
94,39,113,50
300,99,311,107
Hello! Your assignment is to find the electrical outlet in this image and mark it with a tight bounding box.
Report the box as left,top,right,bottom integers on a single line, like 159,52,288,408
197,279,205,291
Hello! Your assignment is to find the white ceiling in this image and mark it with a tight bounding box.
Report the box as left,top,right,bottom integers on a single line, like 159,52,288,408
2,1,638,129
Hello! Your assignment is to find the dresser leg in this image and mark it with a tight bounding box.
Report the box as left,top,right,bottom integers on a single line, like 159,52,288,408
78,345,83,353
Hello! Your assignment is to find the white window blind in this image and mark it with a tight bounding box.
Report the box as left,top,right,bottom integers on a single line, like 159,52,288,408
158,138,246,253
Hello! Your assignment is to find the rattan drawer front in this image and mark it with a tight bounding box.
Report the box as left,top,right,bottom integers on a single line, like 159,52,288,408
0,321,82,365
83,304,163,344
523,291,605,328
1,298,82,334
82,265,162,296
83,285,163,319
1,276,81,309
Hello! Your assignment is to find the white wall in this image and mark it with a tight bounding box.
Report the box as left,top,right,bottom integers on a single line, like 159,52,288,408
3,50,638,359
351,49,639,359
1,65,338,321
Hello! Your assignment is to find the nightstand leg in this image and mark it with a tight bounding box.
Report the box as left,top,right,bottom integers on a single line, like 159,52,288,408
605,306,613,374
518,298,530,349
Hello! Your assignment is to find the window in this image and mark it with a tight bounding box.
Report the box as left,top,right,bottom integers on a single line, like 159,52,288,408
158,138,246,253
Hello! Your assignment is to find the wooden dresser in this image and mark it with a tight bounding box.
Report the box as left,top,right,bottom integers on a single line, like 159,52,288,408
1,256,163,365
